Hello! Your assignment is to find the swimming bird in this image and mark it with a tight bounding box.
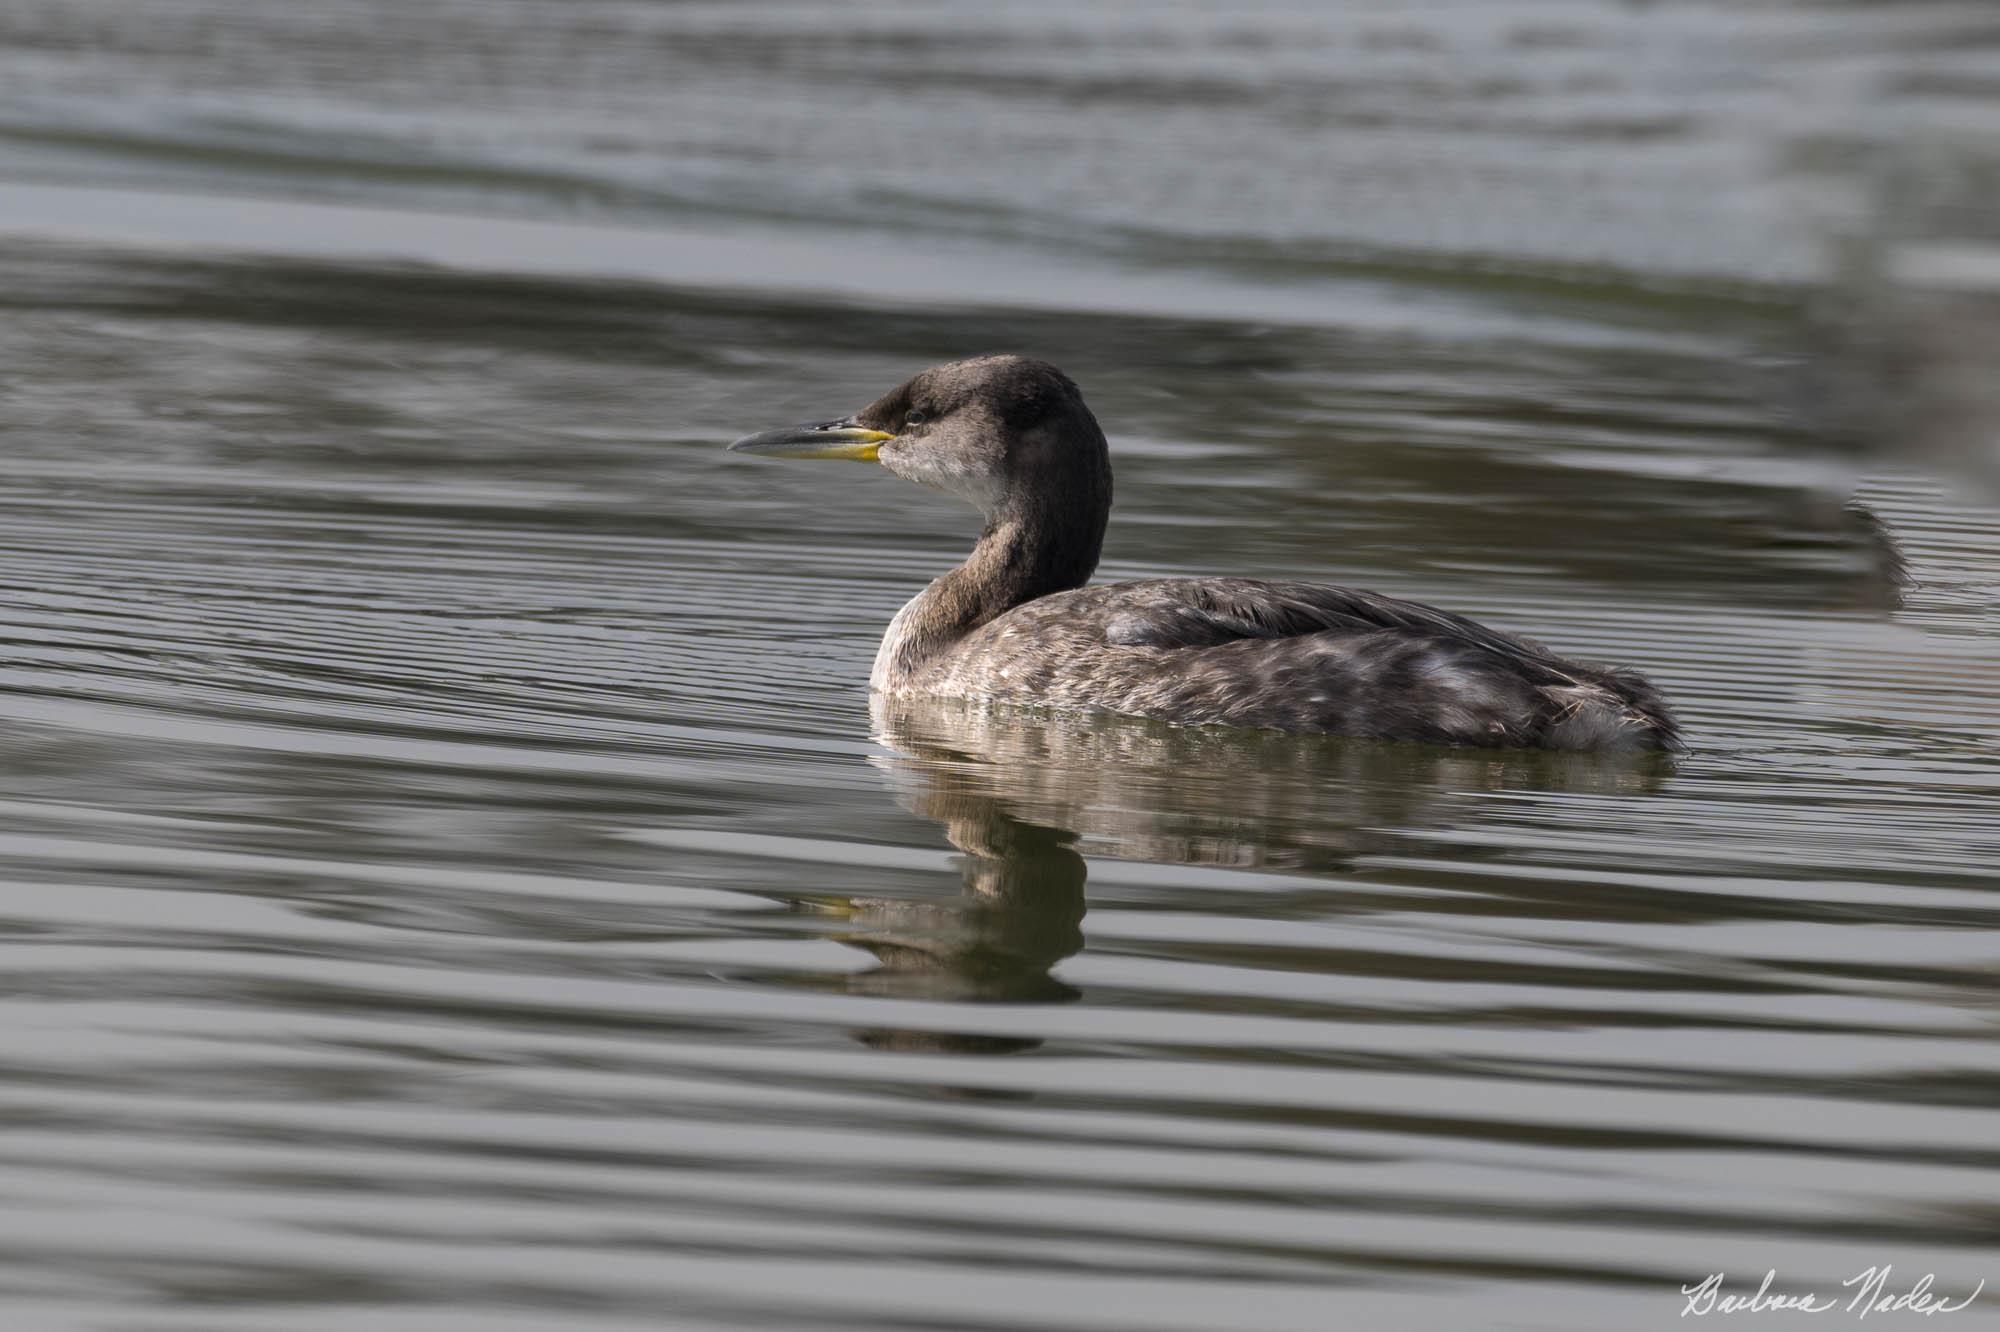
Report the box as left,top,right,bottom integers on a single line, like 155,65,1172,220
729,355,1679,750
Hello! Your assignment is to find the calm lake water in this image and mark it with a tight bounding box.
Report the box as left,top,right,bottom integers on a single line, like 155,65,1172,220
3,3,2000,1329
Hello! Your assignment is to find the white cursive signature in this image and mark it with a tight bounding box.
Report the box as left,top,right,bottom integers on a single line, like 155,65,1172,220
1681,1268,1986,1319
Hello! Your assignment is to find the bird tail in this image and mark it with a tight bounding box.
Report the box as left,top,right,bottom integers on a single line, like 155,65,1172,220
1541,669,1681,751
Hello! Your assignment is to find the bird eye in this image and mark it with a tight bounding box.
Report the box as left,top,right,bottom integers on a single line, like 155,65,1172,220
904,409,928,427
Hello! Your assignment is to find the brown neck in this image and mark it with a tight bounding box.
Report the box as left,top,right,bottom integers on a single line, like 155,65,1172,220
871,490,1106,691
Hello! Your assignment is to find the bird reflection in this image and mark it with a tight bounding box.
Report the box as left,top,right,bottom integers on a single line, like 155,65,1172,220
872,693,1668,873
840,694,1669,1054
839,717,1087,1056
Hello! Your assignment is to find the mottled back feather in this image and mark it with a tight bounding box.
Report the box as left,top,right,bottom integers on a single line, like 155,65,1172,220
924,577,1681,751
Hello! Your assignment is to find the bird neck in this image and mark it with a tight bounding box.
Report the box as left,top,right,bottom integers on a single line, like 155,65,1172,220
871,497,1105,692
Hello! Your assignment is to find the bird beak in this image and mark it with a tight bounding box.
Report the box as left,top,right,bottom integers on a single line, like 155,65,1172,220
727,416,894,462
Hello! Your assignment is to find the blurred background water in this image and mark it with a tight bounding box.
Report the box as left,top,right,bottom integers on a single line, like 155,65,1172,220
2,2,1999,1329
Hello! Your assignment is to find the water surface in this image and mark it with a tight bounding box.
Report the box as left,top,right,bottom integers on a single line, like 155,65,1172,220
3,4,1999,1330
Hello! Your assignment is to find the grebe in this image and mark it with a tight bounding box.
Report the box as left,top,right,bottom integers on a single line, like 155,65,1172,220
729,355,1678,750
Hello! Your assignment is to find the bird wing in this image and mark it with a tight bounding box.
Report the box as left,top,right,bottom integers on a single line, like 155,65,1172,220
1098,578,1579,679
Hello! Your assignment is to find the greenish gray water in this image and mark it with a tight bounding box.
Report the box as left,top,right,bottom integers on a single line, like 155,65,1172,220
2,3,1999,1330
